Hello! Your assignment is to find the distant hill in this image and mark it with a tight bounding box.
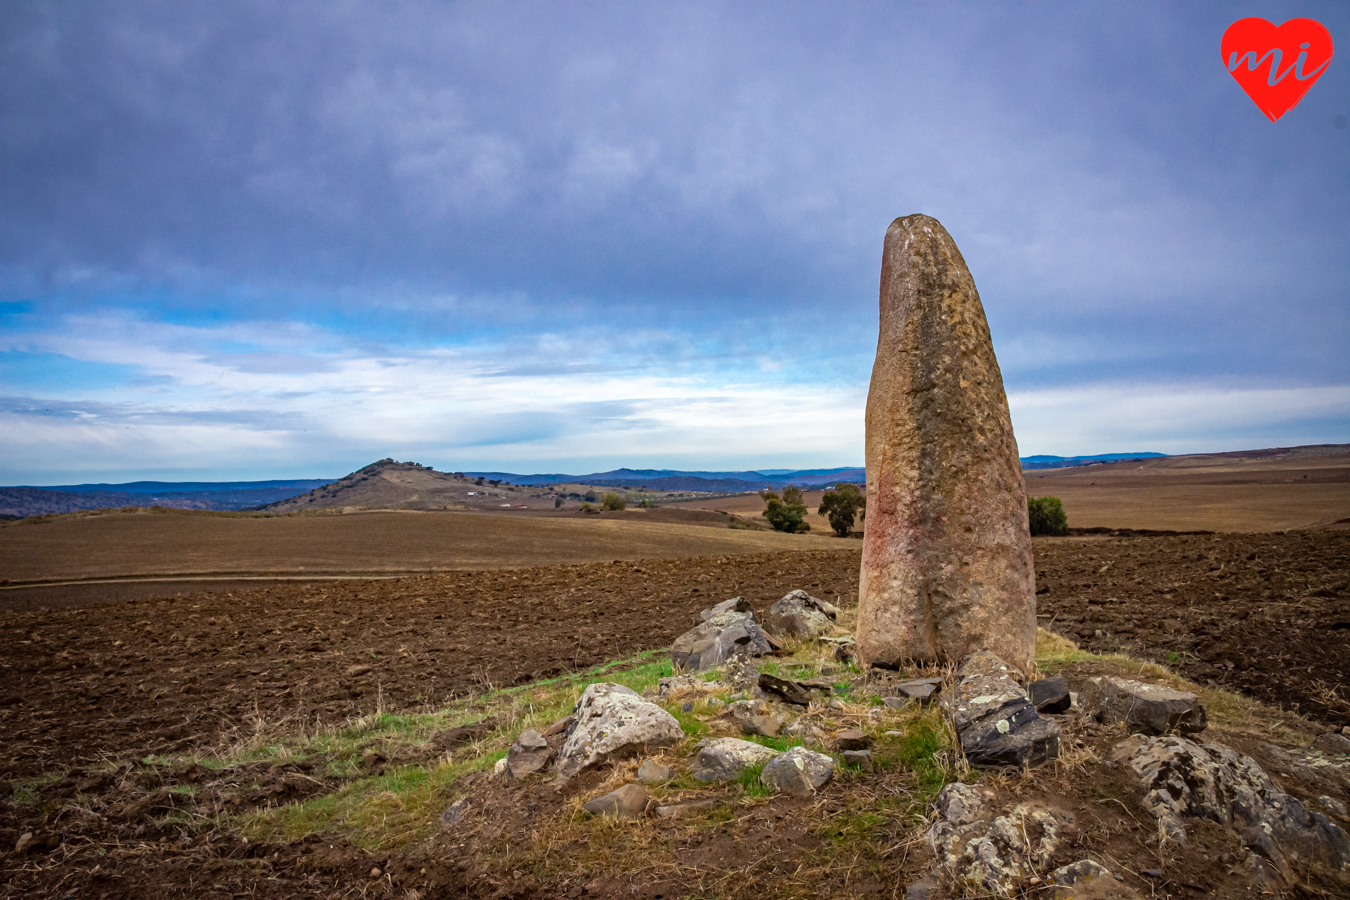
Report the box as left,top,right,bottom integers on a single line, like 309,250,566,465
1020,453,1165,471
0,479,331,519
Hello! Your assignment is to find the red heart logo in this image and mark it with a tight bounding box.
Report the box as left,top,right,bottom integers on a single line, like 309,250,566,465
1222,18,1334,121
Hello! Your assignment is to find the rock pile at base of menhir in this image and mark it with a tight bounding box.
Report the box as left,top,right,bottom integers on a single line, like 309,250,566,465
671,597,773,673
942,651,1060,768
764,590,840,639
554,683,684,781
1082,676,1206,736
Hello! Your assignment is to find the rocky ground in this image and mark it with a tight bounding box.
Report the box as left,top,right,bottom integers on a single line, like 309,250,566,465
1,532,1347,898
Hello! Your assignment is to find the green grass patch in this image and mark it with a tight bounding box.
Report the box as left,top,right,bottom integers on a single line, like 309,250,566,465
734,762,773,798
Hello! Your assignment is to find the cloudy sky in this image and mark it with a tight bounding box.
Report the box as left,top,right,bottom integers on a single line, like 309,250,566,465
2,2,1346,483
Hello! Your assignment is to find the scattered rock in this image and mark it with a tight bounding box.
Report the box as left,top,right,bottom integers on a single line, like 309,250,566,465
582,783,648,819
943,651,1060,768
370,867,382,878
542,715,574,738
555,683,685,781
700,596,754,621
672,603,773,672
1047,859,1141,899
14,832,33,853
1112,733,1350,881
760,746,836,797
856,214,1037,676
691,737,778,782
742,714,783,738
1029,675,1071,714
1321,795,1348,818
1082,677,1206,736
931,790,1073,897
904,874,939,900
441,798,470,827
764,590,840,639
506,728,552,779
346,664,372,677
654,798,716,819
431,716,499,751
637,759,674,785
1312,732,1350,755
681,701,694,713
883,696,911,710
758,673,813,706
894,680,940,704
493,758,508,776
842,749,874,772
656,674,713,700
835,728,870,751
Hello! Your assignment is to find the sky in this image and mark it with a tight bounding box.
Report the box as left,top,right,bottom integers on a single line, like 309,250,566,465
1,1,1347,483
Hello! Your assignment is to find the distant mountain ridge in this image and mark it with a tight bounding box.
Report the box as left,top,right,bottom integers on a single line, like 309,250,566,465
2,453,1176,519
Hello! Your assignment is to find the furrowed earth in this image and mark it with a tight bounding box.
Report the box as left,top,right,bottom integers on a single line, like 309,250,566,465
2,532,1348,898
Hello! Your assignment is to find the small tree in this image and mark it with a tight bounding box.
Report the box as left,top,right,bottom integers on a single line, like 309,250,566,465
600,492,626,511
818,483,865,536
583,490,598,503
764,484,809,533
554,496,563,508
1027,496,1068,536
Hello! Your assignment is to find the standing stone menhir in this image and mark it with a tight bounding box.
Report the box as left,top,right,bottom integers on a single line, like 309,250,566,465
856,214,1037,676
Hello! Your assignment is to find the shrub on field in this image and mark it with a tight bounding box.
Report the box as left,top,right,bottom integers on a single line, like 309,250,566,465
554,497,563,508
818,483,865,536
764,485,809,533
601,492,626,511
1027,496,1068,536
579,502,597,514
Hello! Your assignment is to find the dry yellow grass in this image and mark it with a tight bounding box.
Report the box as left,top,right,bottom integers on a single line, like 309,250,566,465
0,508,844,584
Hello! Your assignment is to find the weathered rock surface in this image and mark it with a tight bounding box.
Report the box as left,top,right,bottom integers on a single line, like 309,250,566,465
654,798,717,819
505,728,551,779
758,672,813,706
943,652,1060,767
1112,734,1350,881
856,214,1037,675
1313,732,1350,755
1082,677,1206,736
1047,860,1141,900
636,759,674,785
1030,675,1071,714
691,738,778,782
895,679,940,704
741,714,783,738
760,746,836,797
929,785,1073,897
672,602,772,672
764,590,840,639
555,683,684,781
582,783,648,819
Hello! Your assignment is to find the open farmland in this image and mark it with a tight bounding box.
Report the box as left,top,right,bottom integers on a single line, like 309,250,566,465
673,446,1350,533
0,507,839,592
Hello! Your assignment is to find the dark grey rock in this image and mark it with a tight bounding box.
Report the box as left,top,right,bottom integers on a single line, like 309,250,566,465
942,652,1060,768
1030,675,1071,714
895,680,939,703
1082,677,1206,736
758,673,813,706
582,783,648,819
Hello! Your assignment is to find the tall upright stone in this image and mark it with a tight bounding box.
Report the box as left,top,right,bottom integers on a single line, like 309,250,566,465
856,214,1036,675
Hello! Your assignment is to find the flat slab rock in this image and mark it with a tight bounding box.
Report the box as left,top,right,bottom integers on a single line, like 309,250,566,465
505,727,552,779
691,737,778,782
1029,675,1071,714
942,651,1060,768
555,683,684,781
1112,733,1350,882
1082,676,1206,735
582,783,648,819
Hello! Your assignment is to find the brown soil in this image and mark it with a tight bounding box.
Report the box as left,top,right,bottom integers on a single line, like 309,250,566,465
3,532,1348,898
0,507,842,585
